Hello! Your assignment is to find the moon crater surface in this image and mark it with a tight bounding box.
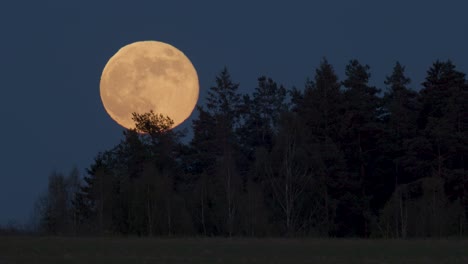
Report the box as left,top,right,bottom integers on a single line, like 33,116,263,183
100,41,199,130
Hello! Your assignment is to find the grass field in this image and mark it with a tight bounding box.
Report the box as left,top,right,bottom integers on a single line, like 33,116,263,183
0,236,467,263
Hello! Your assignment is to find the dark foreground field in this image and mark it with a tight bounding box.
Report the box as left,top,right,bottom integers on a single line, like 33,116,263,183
0,237,467,264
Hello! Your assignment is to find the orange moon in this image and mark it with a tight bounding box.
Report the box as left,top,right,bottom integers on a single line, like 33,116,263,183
100,41,199,130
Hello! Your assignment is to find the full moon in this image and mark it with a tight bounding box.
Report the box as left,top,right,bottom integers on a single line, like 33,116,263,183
100,41,199,130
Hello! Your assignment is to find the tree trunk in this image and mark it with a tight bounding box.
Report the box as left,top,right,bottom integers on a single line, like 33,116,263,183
399,188,407,239
226,164,233,237
100,181,104,233
167,198,172,236
324,184,330,236
358,132,368,236
201,186,206,236
146,185,153,236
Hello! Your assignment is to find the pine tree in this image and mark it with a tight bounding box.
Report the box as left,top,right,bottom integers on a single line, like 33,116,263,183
292,59,349,236
298,58,343,141
235,76,289,235
379,62,419,238
340,59,382,236
238,76,288,153
417,60,468,234
190,68,243,236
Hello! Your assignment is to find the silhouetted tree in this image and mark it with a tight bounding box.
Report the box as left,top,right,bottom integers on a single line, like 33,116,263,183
189,68,243,236
238,76,288,153
418,61,468,234
38,168,83,235
293,59,350,236
340,59,382,236
377,62,419,238
260,112,313,236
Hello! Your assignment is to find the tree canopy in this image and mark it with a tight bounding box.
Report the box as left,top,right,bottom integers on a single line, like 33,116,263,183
36,61,468,238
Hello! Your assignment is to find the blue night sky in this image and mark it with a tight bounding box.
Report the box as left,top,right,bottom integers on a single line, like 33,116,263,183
1,0,467,224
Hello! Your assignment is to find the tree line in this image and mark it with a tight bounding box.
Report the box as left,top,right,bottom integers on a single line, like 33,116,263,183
34,59,467,238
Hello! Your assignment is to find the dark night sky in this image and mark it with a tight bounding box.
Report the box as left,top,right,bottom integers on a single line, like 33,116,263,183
1,0,467,224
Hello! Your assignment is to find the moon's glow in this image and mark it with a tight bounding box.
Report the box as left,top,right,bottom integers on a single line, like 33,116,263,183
100,41,199,130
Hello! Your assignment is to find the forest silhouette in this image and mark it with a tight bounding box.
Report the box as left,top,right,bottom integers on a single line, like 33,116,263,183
30,59,467,238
